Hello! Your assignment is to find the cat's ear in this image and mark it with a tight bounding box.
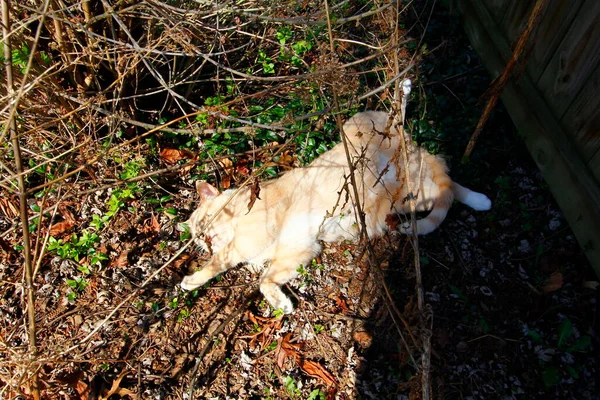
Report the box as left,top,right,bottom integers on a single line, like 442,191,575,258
196,181,220,201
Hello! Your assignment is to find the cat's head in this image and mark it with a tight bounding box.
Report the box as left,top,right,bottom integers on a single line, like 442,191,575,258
186,181,225,254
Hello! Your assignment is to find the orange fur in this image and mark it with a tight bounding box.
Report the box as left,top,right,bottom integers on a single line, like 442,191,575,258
181,111,491,312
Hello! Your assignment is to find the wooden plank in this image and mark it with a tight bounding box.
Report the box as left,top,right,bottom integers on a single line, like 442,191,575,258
560,61,600,163
500,0,533,45
537,0,600,119
485,0,510,22
458,0,600,277
468,1,512,62
526,0,584,83
589,149,600,185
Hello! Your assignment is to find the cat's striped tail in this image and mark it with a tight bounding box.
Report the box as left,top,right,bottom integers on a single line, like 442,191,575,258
400,153,454,235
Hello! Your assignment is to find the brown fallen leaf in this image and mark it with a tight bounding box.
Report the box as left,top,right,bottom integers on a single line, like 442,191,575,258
173,254,191,269
352,331,373,348
542,271,563,293
58,203,77,224
218,158,234,189
239,311,284,349
236,158,250,176
385,214,399,231
55,369,88,399
247,178,261,212
100,369,135,399
0,237,13,255
160,148,195,164
278,151,296,169
109,250,129,269
276,332,338,390
276,332,303,369
140,212,160,234
299,359,337,387
0,195,19,217
334,295,350,314
49,220,75,236
220,174,232,189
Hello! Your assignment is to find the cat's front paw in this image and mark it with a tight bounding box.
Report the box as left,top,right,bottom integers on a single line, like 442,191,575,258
273,297,294,315
180,271,209,291
261,284,295,314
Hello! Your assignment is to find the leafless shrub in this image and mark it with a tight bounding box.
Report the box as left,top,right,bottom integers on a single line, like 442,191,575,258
0,0,434,398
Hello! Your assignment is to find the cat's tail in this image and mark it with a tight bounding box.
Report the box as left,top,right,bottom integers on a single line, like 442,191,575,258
400,153,454,235
452,182,492,211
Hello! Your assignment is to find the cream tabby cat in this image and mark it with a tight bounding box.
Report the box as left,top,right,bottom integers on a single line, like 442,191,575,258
181,111,491,313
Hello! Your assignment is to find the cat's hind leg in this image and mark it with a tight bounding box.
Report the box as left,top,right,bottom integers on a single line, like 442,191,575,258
259,240,321,314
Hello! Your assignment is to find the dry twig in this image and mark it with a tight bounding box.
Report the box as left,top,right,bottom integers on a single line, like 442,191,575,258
462,0,549,159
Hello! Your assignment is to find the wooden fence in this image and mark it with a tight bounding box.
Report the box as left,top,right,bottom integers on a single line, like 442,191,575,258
457,0,600,276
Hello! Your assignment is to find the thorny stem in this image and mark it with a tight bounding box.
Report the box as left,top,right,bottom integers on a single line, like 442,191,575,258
323,0,369,244
324,0,425,379
393,2,431,398
462,0,549,159
2,0,40,398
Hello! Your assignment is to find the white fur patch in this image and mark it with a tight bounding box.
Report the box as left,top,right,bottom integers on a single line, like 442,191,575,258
464,192,492,211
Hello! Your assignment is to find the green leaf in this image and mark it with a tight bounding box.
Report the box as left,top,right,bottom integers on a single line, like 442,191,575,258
317,142,328,155
284,376,297,394
169,297,178,308
527,329,542,344
180,231,191,241
77,265,91,275
292,40,312,54
557,319,572,348
307,389,325,400
479,317,489,334
417,119,430,134
566,335,591,353
449,285,468,301
541,367,559,387
263,62,275,74
566,365,579,379
276,27,292,44
40,52,51,65
263,167,278,177
90,252,108,265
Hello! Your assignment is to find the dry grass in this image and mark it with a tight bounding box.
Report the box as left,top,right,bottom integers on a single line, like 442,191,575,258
0,1,442,398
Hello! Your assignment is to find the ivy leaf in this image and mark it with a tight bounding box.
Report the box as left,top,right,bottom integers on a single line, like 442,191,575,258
542,367,559,387
567,335,591,353
557,319,572,348
527,329,542,344
449,285,468,301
